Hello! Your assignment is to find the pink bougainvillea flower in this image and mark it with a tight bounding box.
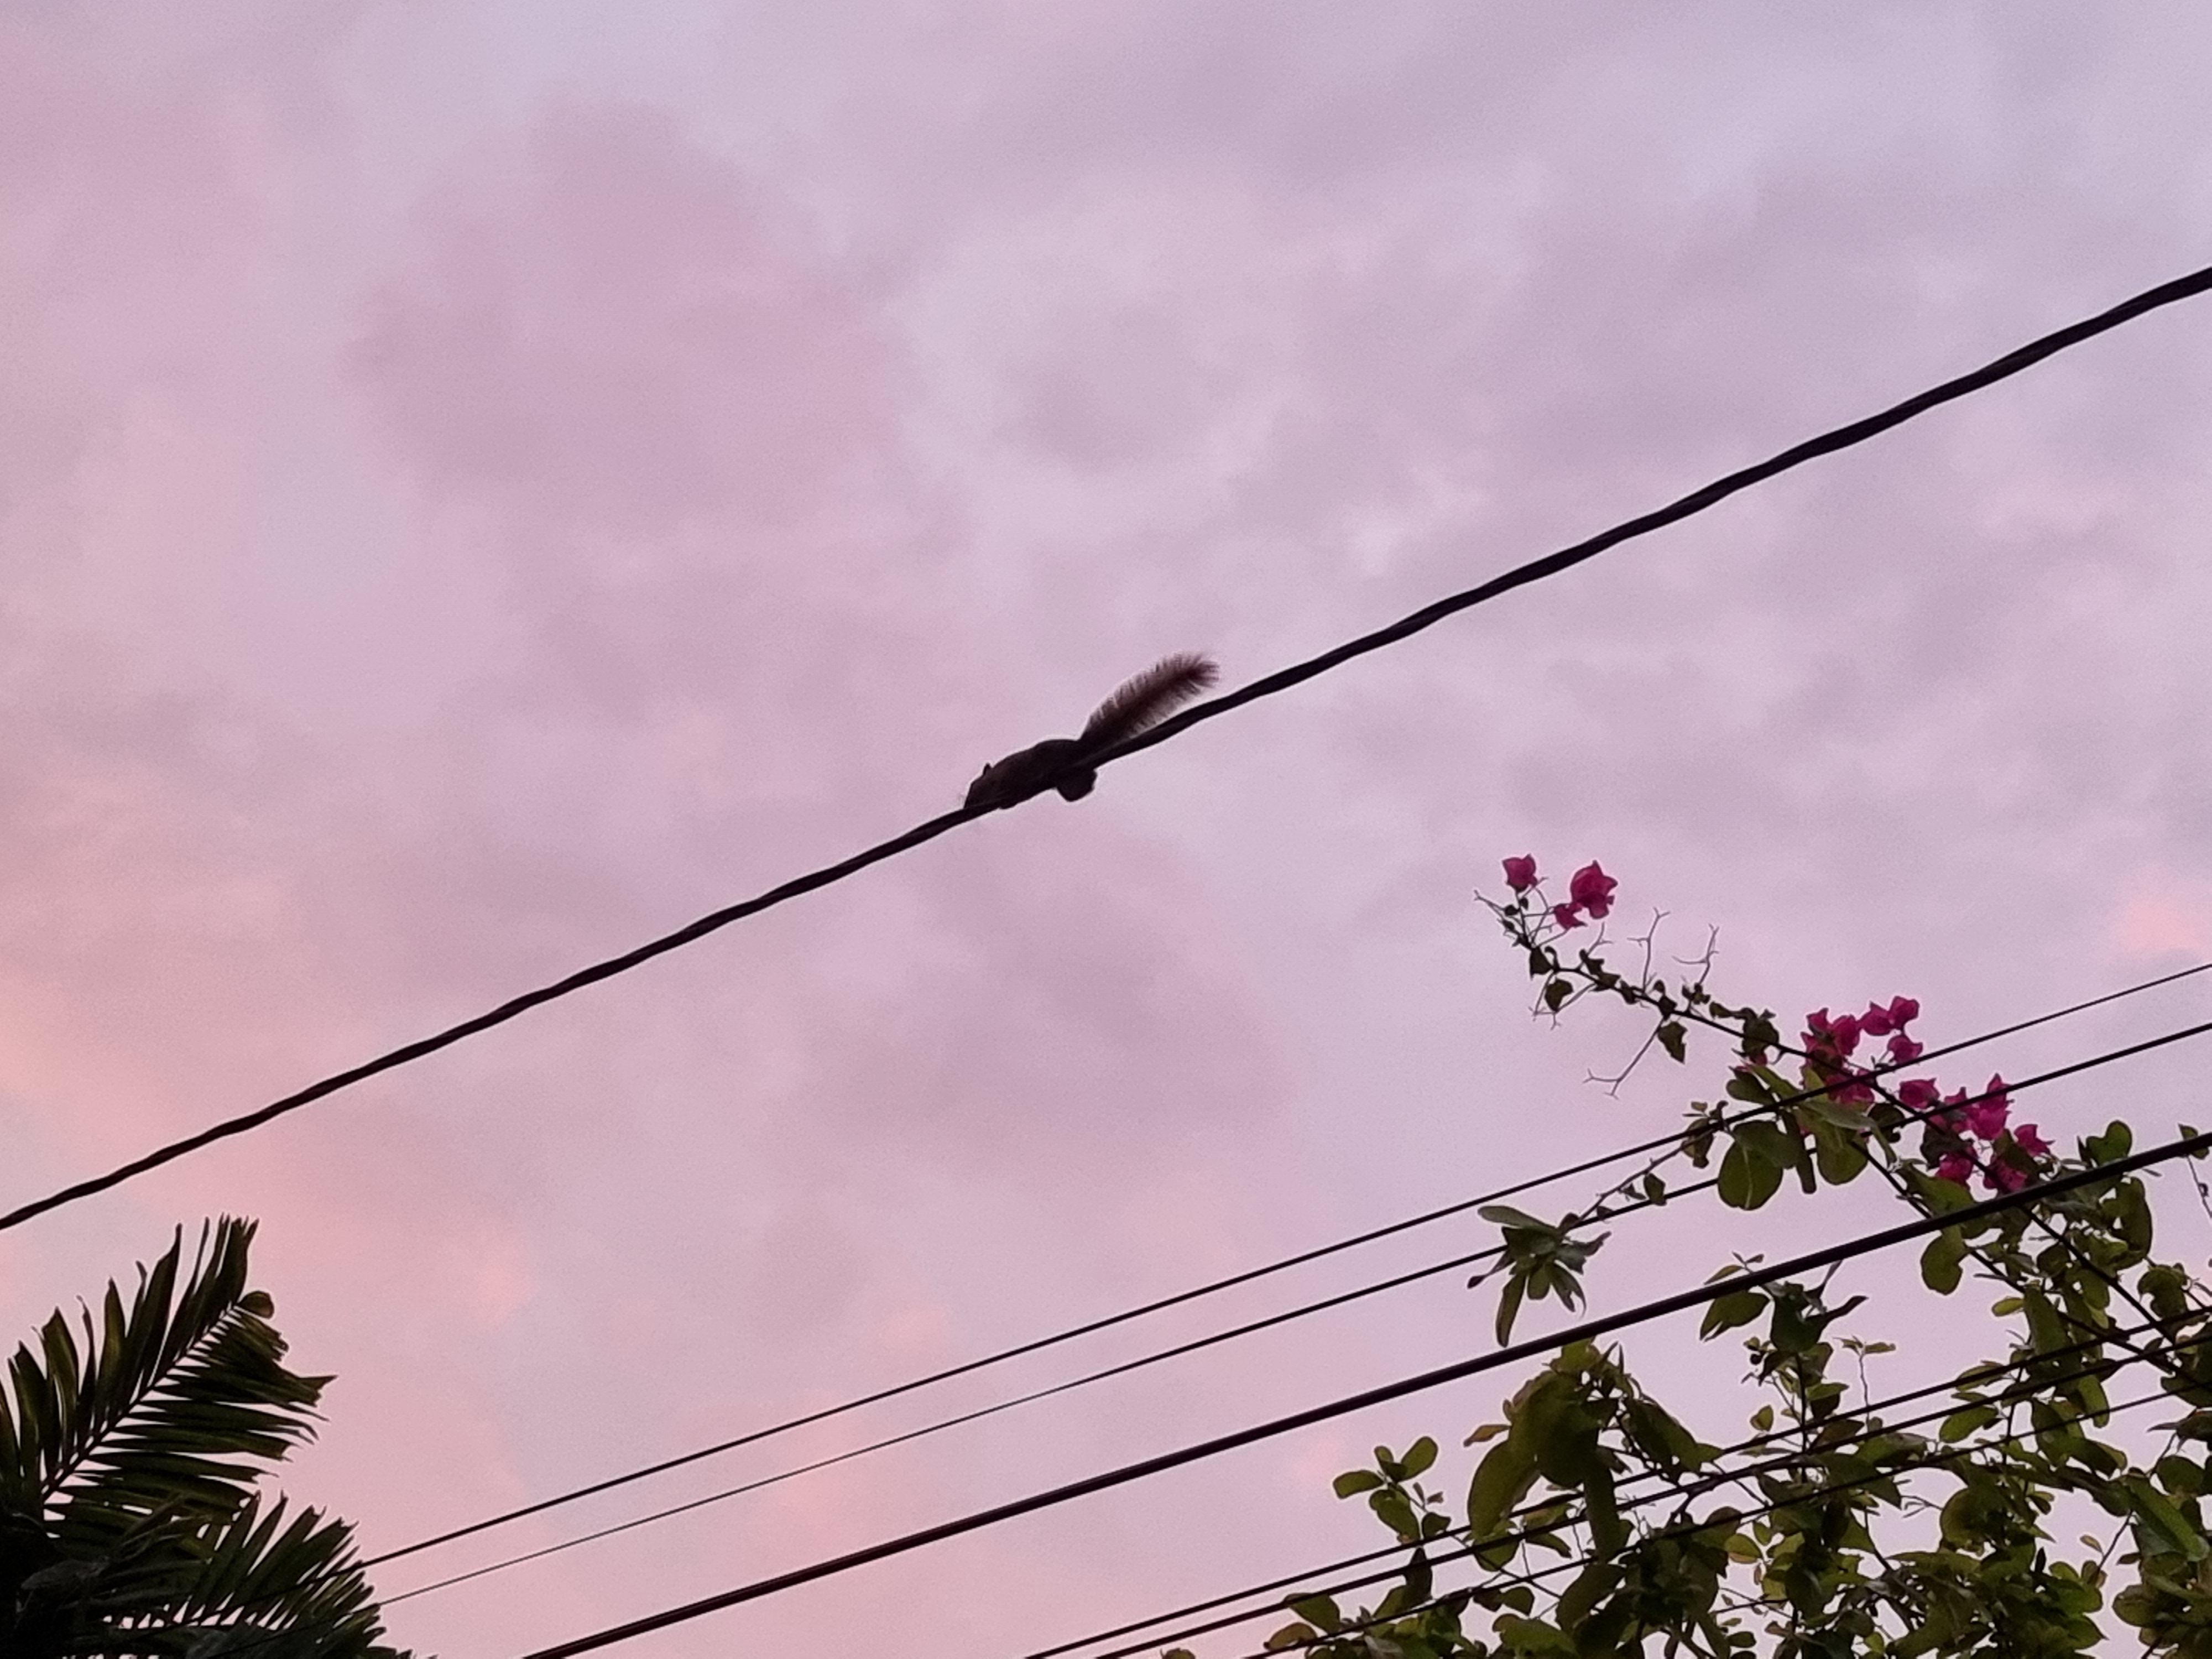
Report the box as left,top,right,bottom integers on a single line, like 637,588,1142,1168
1832,1074,1875,1106
1898,1079,1942,1113
1551,902,1584,931
1810,1020,1861,1064
1934,1151,1975,1185
1886,1032,1924,1065
2012,1123,2052,1158
1503,855,1538,892
1803,1008,1863,1056
1962,1075,2012,1138
1886,997,1921,1028
1985,1161,2030,1195
1568,862,1618,919
1860,1002,1895,1037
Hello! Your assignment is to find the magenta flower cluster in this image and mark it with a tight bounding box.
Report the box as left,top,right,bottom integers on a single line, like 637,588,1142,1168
1500,853,2056,1199
1801,999,1923,1104
1503,855,1616,932
1801,999,2050,1194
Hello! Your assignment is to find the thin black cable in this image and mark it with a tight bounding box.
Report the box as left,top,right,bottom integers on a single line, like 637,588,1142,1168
1076,1318,2198,1659
1031,1310,2184,1659
185,1000,2212,1655
9,265,2211,1238
383,1180,1715,1605
1078,260,2212,773
188,1011,2212,1655
197,1319,2189,1659
1225,1376,2183,1659
508,1123,2212,1658
395,996,2212,1605
366,956,2209,1574
401,995,2208,1601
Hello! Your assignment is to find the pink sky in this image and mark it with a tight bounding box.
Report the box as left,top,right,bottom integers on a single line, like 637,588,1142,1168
6,6,2212,1655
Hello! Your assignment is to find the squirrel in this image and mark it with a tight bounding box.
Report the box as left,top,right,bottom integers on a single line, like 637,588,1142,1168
964,652,1219,812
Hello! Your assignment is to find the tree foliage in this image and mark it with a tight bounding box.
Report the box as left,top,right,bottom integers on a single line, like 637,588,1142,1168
0,1217,409,1658
1177,860,2212,1658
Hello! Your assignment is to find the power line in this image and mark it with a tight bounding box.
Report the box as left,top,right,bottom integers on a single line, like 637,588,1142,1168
386,1180,1711,1605
384,1001,2212,1610
1074,260,2212,771
507,1121,2212,1658
376,1186,1671,1598
1221,1375,2184,1659
357,957,2209,1575
162,988,2200,1658
191,1314,2196,1659
1063,1313,2196,1659
131,967,2204,1651
9,264,2211,1237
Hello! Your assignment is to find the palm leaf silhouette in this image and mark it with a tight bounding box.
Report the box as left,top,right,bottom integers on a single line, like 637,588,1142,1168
0,1218,408,1657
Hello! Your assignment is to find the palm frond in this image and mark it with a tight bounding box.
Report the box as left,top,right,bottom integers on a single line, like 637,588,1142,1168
0,1221,406,1657
24,1493,409,1657
0,1219,327,1549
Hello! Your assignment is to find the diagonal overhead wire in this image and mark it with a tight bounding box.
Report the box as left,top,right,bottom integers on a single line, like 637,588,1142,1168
506,1121,2212,1658
358,957,2206,1578
6,262,2209,1236
396,976,2188,1608
1051,1314,2197,1659
1208,1375,2185,1659
394,1009,2212,1611
378,1180,1709,1606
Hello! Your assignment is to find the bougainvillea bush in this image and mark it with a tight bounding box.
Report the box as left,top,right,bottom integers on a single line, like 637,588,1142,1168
1176,860,2212,1659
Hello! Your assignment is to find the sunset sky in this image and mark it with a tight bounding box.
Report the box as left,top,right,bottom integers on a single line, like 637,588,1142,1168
7,6,2212,1656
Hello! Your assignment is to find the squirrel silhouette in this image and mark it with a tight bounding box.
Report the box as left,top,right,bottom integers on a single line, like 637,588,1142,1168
965,653,1219,811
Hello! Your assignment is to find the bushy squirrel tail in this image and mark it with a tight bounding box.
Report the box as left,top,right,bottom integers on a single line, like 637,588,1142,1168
1078,653,1219,750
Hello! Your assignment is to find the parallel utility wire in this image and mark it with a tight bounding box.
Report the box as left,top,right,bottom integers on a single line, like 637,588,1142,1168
387,1176,1718,1605
363,957,2208,1582
429,1014,2212,1614
191,1312,2199,1659
411,999,2212,1604
1220,1375,2187,1659
7,261,2212,1237
508,1125,2212,1659
1058,1313,2197,1659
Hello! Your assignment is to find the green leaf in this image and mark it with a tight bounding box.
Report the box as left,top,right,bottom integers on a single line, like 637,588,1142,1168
2126,1475,2210,1562
1700,1288,1768,1340
1466,1436,1538,1539
1479,1206,1550,1232
1398,1436,1438,1480
1553,1558,1621,1631
1332,1469,1384,1499
1717,1123,1793,1211
1940,1405,1999,1442
1520,1385,1603,1488
1811,1118,1870,1186
2083,1121,2134,1166
1493,1276,1527,1347
1921,1228,1967,1295
1906,1165,1975,1214
1655,1021,1687,1063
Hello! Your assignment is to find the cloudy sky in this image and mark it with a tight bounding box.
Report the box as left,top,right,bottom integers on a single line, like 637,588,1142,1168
7,4,2212,1655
